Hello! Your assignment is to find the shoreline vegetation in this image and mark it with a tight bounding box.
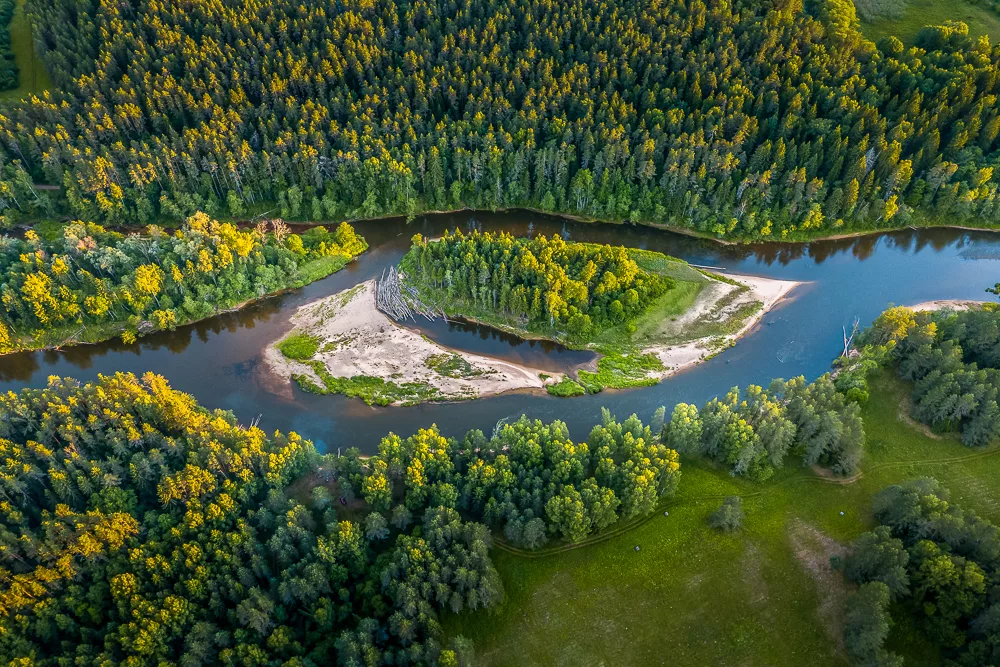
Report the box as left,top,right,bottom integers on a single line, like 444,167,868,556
264,233,800,406
402,231,802,397
0,214,368,356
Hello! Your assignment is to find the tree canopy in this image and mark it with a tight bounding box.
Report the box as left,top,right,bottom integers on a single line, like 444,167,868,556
0,214,366,352
0,373,680,665
842,478,1000,665
406,229,672,338
0,0,998,238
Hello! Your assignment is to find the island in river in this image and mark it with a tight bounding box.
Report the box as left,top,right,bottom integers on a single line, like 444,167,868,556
264,233,801,405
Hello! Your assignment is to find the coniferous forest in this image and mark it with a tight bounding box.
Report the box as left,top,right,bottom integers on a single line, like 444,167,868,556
0,373,679,665
0,0,997,238
2,0,1000,663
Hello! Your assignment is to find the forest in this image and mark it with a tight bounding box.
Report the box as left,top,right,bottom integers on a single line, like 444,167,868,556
838,303,1000,448
0,0,16,91
404,229,672,339
0,373,680,665
664,373,865,481
0,214,366,353
839,478,1000,666
0,0,998,238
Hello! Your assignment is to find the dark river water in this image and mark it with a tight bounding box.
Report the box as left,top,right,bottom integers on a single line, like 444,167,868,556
1,211,998,453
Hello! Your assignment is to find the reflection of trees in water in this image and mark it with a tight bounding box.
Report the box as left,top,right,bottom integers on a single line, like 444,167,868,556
0,352,41,382
0,292,290,382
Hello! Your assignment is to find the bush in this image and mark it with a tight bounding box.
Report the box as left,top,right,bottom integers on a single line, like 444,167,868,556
278,333,321,360
546,376,586,397
708,496,744,532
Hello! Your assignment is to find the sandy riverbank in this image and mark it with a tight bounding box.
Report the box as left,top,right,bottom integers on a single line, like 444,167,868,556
909,299,993,312
645,272,801,378
263,280,561,404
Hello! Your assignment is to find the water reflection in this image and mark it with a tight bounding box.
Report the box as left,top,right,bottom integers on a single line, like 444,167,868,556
0,210,997,453
404,316,597,373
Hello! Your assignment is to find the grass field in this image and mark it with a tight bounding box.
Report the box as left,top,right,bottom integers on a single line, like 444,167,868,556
861,0,1000,45
444,370,1000,665
0,0,51,102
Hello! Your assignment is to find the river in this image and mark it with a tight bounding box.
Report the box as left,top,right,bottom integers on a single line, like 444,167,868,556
1,212,998,452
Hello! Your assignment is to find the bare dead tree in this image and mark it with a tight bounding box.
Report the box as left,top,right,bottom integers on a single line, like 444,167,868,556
842,317,861,357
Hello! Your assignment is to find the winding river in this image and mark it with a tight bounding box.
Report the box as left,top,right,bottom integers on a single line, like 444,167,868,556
1,212,998,452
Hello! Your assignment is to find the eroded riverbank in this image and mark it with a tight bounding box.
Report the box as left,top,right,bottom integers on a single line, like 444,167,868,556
263,280,563,405
263,268,801,405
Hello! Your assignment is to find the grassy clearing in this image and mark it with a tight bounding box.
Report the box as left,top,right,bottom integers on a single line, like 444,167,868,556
290,253,353,287
860,0,1000,45
577,350,663,392
545,376,586,397
278,333,321,360
0,0,51,103
444,370,1000,665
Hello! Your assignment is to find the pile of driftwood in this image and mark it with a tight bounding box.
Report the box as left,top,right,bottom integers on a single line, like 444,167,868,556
375,266,443,322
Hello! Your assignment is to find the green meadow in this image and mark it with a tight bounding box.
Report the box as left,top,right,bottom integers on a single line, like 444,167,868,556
445,370,1000,666
860,0,1000,46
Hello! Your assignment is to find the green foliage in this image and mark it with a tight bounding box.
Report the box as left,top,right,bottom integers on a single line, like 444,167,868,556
3,0,999,235
545,376,586,397
0,0,18,90
445,370,1000,665
849,304,1000,448
293,361,446,406
577,351,664,392
840,525,911,600
861,0,1000,46
0,215,366,354
708,496,744,532
0,374,684,665
278,333,321,360
850,478,1000,663
425,352,483,378
665,375,865,479
843,582,903,667
406,230,673,343
0,0,49,102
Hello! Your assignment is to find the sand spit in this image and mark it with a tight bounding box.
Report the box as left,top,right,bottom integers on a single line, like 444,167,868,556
910,299,993,312
263,280,559,404
645,272,801,378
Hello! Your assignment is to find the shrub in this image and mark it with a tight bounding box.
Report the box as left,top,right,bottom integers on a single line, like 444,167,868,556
546,376,586,397
278,333,321,360
708,496,744,532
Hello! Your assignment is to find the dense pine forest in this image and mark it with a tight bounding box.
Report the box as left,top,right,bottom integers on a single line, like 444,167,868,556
840,478,1000,665
0,0,997,237
0,214,366,352
838,303,1000,447
0,373,679,665
406,230,671,338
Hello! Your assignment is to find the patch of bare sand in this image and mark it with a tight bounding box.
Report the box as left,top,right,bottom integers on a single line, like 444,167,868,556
787,519,853,657
263,280,559,404
646,273,801,378
910,299,992,312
